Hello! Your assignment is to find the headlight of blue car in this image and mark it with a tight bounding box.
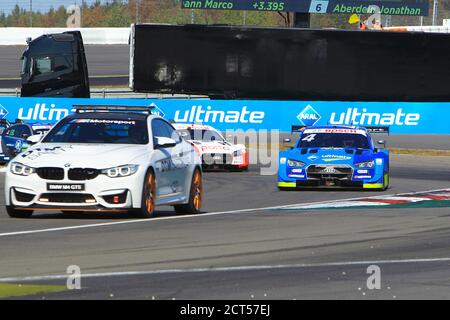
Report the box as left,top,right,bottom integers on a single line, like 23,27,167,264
287,159,306,168
354,160,375,168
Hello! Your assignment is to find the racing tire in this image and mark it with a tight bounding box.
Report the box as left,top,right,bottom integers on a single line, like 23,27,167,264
134,169,157,219
278,187,295,191
6,206,33,218
382,173,390,191
174,168,203,215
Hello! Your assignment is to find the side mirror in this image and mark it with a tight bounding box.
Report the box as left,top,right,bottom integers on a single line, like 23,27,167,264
377,140,386,148
26,134,43,145
154,136,177,149
30,59,35,77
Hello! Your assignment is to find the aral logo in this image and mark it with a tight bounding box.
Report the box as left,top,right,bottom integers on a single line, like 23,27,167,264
0,104,9,119
150,103,165,118
297,105,321,126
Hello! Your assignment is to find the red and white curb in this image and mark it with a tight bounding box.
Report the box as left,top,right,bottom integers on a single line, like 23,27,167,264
279,189,450,210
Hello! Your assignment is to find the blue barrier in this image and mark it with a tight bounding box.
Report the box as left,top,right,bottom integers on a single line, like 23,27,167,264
0,97,448,134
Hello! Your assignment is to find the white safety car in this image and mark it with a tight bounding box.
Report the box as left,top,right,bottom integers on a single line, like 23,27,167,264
173,123,249,171
5,105,203,219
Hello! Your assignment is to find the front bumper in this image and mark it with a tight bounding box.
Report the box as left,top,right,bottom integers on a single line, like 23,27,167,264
5,168,145,210
201,152,248,170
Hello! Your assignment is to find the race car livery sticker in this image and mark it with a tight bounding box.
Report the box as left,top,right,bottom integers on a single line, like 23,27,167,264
201,145,231,152
302,134,317,142
21,145,74,161
74,119,137,125
303,128,367,135
321,155,352,162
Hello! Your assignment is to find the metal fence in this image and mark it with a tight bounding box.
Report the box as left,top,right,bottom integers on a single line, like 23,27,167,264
0,88,206,99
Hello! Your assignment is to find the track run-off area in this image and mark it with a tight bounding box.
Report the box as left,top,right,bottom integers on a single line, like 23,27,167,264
0,154,449,299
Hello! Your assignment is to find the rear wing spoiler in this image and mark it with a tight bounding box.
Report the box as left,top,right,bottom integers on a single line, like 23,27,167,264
292,125,389,135
291,125,306,133
0,119,11,126
364,126,390,135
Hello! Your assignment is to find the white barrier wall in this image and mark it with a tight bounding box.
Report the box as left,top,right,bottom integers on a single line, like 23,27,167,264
384,25,450,33
0,28,130,45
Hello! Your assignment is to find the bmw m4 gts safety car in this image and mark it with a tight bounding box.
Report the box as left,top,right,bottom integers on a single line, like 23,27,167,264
5,105,203,218
278,125,389,191
173,123,249,171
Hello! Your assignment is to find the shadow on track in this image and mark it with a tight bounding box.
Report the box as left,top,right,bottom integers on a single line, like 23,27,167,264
25,209,188,221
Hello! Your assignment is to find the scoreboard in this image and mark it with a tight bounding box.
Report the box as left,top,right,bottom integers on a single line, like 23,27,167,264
181,0,429,16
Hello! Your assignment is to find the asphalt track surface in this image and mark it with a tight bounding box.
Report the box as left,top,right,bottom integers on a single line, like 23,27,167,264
0,154,450,300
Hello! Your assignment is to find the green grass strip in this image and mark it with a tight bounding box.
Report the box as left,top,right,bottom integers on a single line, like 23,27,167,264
0,283,65,299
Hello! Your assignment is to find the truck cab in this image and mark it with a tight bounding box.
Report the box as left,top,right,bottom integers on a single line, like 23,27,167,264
20,31,90,98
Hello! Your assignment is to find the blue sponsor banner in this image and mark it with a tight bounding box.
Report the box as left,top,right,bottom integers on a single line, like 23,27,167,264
0,97,448,134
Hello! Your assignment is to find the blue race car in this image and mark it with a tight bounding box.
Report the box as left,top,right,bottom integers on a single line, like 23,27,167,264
278,125,389,191
0,121,52,164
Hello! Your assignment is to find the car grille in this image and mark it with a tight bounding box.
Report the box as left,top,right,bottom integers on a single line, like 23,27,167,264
14,189,35,202
202,153,233,165
68,168,100,181
36,167,64,180
307,165,353,180
39,193,96,203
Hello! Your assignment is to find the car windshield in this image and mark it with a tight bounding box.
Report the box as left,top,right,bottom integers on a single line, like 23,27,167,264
177,129,225,142
42,118,149,144
0,125,8,135
32,127,51,135
298,133,371,149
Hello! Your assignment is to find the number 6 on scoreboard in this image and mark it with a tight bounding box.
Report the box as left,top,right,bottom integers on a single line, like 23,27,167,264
309,0,329,13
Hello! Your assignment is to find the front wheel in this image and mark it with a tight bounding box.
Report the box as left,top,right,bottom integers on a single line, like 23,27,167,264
382,173,390,191
174,169,202,215
134,169,157,218
6,206,33,218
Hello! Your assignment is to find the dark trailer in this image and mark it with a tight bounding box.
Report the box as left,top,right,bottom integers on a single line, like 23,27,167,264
21,31,90,98
130,24,450,102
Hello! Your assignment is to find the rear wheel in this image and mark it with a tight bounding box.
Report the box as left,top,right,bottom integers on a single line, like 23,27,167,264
174,169,202,215
134,169,156,218
6,206,33,218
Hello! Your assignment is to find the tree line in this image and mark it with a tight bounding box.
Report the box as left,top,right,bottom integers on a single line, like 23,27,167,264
0,0,448,29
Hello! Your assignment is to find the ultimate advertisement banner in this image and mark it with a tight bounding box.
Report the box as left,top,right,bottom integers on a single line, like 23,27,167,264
0,97,448,134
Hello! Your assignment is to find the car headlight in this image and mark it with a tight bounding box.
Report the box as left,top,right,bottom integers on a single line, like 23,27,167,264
101,165,139,178
287,159,305,167
233,149,246,157
10,162,35,176
355,160,375,168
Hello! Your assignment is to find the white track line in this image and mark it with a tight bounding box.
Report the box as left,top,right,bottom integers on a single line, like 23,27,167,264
1,257,450,283
0,187,448,238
